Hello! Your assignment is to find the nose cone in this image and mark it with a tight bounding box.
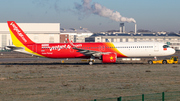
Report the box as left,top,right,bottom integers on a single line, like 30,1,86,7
171,48,176,55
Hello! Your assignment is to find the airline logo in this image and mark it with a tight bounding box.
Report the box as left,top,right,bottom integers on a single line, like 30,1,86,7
10,22,27,43
110,56,113,60
41,44,82,51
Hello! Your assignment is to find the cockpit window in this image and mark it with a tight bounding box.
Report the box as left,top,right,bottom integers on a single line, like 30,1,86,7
163,45,169,48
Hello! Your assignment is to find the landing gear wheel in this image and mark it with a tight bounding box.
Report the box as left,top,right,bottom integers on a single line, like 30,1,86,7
89,61,93,65
89,56,95,65
148,60,153,64
162,60,167,64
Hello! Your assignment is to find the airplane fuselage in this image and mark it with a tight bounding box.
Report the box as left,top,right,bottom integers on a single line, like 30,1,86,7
15,42,175,58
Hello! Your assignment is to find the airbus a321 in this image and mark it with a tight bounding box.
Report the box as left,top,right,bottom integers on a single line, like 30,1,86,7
7,21,175,65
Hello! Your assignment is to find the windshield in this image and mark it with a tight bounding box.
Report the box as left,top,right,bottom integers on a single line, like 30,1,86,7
163,45,170,48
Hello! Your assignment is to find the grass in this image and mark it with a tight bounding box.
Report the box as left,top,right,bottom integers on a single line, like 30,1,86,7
0,63,180,100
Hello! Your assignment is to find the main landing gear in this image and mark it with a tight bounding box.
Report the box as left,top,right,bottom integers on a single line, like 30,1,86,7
88,56,95,65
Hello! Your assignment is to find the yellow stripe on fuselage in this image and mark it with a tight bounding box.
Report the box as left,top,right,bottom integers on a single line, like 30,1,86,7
9,28,44,57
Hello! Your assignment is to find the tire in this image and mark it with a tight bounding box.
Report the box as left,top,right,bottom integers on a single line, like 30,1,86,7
89,61,93,65
148,60,153,64
162,60,167,64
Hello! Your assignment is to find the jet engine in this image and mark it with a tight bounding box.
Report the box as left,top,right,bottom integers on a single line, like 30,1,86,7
101,53,117,63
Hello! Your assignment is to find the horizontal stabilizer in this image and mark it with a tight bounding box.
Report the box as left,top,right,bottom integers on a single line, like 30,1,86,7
6,45,24,50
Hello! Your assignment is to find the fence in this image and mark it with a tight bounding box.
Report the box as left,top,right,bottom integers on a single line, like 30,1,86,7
93,91,180,101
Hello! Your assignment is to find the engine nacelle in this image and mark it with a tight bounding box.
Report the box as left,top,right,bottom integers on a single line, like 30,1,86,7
102,53,117,63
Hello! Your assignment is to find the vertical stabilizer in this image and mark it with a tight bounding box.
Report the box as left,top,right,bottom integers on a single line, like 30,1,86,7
7,21,35,47
7,21,43,57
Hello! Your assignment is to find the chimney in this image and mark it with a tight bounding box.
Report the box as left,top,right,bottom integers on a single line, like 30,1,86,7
120,23,124,33
135,24,137,34
123,26,125,33
120,27,122,33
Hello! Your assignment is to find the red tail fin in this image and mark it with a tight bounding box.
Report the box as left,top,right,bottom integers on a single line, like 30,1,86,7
7,21,35,45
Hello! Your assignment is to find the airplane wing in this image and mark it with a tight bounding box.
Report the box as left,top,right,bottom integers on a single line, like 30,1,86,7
73,47,103,57
67,39,105,57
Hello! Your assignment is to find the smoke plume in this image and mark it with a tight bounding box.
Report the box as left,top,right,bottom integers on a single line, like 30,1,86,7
75,0,136,23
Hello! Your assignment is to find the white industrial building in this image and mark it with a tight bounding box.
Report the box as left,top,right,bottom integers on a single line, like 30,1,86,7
0,23,60,49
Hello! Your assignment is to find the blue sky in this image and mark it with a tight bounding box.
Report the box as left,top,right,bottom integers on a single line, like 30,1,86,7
0,0,180,32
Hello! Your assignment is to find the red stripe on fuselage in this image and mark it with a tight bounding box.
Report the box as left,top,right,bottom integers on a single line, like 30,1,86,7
34,42,127,58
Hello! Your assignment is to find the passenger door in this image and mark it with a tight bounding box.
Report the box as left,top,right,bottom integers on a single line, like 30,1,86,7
154,43,159,52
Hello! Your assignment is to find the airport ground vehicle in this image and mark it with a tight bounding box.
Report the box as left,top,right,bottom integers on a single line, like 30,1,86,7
148,56,178,64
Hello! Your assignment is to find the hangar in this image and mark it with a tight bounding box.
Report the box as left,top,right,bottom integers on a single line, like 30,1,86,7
0,23,60,50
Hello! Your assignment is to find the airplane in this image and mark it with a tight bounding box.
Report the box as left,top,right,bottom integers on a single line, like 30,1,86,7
6,21,175,65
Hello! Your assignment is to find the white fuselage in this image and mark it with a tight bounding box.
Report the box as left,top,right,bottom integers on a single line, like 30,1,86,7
113,42,175,57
